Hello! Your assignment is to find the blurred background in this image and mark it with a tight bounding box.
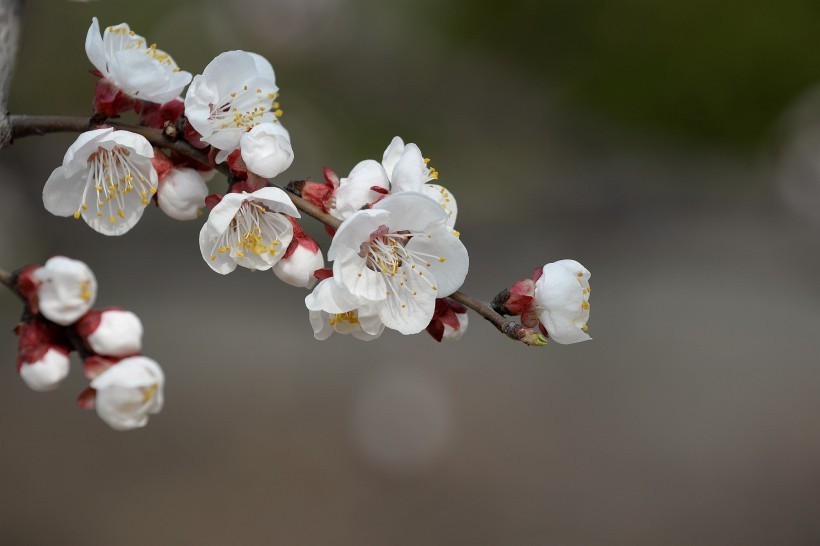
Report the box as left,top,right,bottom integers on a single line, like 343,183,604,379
1,0,820,544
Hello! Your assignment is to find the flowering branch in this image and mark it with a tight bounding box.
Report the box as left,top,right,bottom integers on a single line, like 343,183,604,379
6,114,341,229
3,114,555,346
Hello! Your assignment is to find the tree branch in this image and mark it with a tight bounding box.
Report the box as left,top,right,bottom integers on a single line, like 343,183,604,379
0,0,24,148
4,114,545,346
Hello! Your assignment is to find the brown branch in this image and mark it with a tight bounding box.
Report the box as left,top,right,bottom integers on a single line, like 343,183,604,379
0,0,24,148
4,114,546,346
0,267,12,293
449,291,547,346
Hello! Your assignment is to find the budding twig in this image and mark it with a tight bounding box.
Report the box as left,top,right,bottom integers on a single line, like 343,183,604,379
0,267,12,292
4,114,542,346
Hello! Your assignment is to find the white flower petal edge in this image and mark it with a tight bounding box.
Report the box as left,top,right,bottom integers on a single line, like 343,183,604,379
535,260,591,344
199,187,299,274
327,192,468,335
85,17,192,104
19,348,71,392
43,129,158,236
305,279,384,341
32,256,97,326
184,50,280,157
239,122,294,178
90,356,164,431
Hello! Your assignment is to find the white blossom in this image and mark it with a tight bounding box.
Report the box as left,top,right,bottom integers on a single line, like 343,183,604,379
42,128,158,236
32,256,97,325
184,50,282,162
325,192,469,335
90,356,164,431
305,278,384,340
382,136,457,227
534,260,591,344
19,348,71,392
157,168,209,221
239,122,294,178
199,187,299,274
85,18,192,104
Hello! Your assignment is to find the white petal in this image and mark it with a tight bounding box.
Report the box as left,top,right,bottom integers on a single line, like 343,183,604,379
376,262,437,335
33,256,97,325
333,250,387,302
405,222,469,297
84,17,107,76
390,143,427,192
247,52,276,82
358,304,385,337
273,244,324,288
418,184,458,228
240,122,294,178
327,208,390,261
373,192,448,232
62,128,115,176
19,348,71,392
203,193,246,235
381,136,405,179
309,310,334,340
43,167,86,217
332,160,390,220
199,224,238,275
305,278,365,314
249,187,300,217
158,168,208,221
86,310,143,357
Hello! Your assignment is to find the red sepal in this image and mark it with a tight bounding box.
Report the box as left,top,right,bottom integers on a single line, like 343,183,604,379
313,268,333,281
505,278,535,316
139,99,185,129
14,265,40,313
150,149,175,181
83,355,119,380
205,194,223,210
299,180,334,212
229,173,268,194
16,320,70,370
77,387,96,410
183,122,209,149
93,79,140,118
426,319,445,342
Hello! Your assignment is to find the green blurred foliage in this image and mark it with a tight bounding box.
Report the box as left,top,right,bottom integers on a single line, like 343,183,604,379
427,0,820,147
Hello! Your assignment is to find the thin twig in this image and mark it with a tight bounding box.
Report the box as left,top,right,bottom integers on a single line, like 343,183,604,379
4,114,544,345
0,267,12,292
449,291,546,346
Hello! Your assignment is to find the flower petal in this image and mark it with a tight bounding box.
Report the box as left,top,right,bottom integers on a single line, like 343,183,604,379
372,192,448,232
405,222,469,297
84,17,107,76
376,262,437,335
327,208,390,261
381,136,405,179
390,143,427,192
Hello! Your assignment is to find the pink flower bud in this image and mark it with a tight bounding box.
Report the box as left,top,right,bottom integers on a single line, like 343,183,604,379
426,298,469,342
76,308,143,357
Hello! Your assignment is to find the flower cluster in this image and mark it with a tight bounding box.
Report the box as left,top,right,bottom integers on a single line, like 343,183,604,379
30,15,593,354
12,256,164,430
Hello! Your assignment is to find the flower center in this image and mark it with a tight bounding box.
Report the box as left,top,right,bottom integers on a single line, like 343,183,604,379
209,201,287,262
361,227,447,300
79,146,155,224
210,87,282,132
140,383,159,404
